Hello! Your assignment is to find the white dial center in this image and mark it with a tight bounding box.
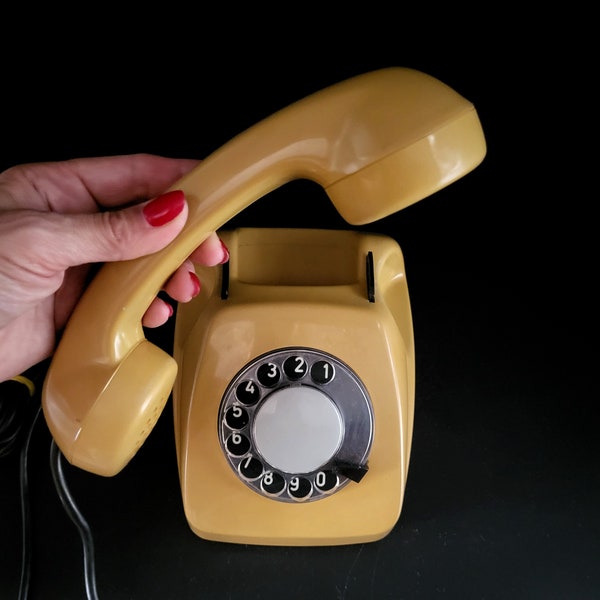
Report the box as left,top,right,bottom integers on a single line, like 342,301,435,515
253,386,343,473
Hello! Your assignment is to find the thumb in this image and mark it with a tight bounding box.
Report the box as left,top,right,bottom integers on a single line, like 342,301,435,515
47,190,189,269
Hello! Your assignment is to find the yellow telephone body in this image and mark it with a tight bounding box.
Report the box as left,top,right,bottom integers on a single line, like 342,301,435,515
174,227,414,545
41,67,486,545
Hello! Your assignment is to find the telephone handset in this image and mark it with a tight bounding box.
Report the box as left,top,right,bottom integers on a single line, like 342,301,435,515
42,67,486,545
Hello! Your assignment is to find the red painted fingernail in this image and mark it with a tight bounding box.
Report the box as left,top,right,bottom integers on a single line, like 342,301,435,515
219,240,230,264
143,190,185,227
189,271,201,297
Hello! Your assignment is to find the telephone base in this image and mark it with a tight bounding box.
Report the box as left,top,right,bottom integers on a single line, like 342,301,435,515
172,228,415,546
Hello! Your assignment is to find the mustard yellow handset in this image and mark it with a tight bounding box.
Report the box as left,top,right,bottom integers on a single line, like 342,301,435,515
42,68,486,530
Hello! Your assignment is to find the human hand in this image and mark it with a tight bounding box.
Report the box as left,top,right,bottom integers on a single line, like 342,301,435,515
0,154,229,382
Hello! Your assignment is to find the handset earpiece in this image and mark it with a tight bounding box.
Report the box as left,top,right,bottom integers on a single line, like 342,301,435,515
42,67,486,476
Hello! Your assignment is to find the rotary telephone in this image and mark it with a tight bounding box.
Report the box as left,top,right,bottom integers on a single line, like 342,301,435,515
42,67,486,546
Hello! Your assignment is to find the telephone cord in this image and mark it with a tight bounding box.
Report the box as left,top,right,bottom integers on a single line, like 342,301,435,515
17,399,40,600
1,369,100,600
49,439,99,600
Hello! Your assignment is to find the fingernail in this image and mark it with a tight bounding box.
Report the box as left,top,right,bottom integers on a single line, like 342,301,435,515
189,271,201,297
219,240,230,264
166,303,174,317
143,190,185,227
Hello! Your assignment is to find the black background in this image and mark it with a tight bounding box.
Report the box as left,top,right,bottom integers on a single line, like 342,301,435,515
0,10,597,600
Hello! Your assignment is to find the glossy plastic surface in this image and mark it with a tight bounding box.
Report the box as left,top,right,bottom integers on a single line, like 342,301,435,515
41,66,486,477
173,228,414,545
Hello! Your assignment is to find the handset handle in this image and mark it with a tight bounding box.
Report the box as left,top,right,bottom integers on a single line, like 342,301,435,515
42,67,486,475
